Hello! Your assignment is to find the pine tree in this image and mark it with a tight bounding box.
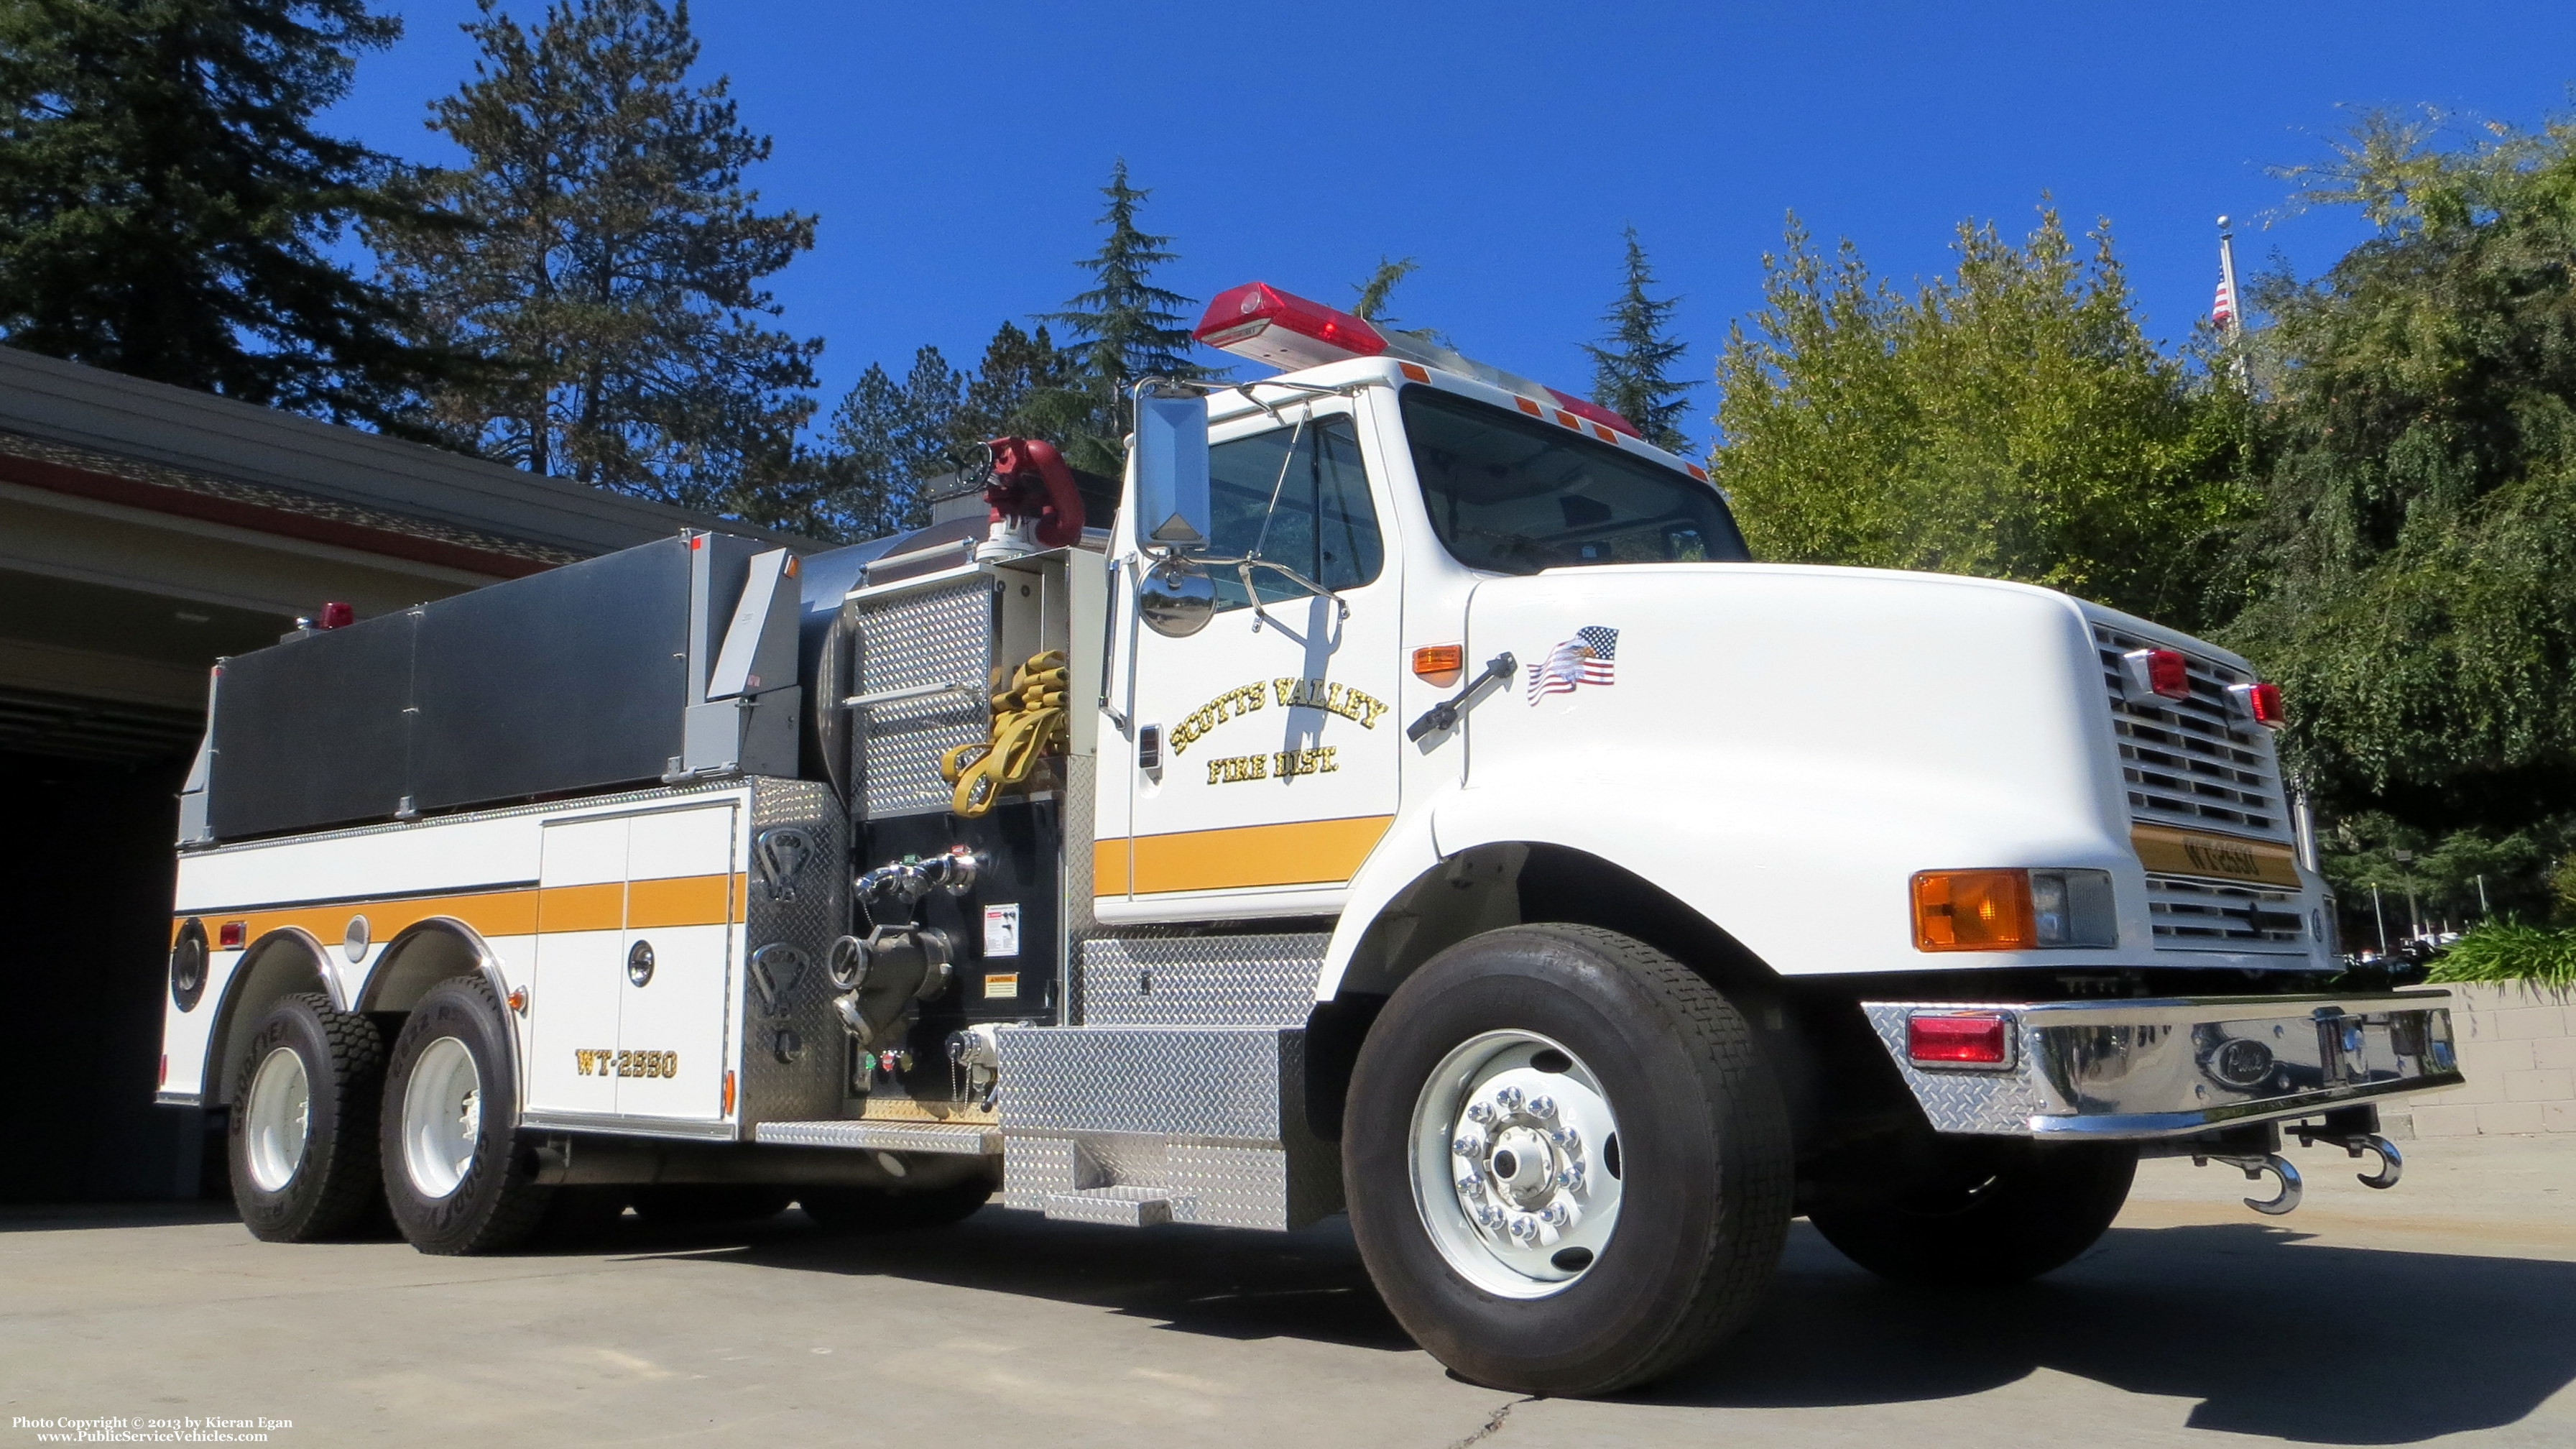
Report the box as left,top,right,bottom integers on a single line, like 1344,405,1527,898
814,345,961,538
1043,159,1209,474
1585,227,1695,452
0,0,456,428
1352,257,1418,324
950,320,1076,456
376,0,820,515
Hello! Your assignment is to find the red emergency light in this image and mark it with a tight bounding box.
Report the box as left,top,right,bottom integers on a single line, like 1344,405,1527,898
1196,282,1388,370
2232,680,2286,729
1543,387,1643,441
2125,647,2193,702
1907,1011,2011,1066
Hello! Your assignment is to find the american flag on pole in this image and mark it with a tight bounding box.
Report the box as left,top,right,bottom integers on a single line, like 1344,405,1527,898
1526,625,1618,702
2212,275,2236,331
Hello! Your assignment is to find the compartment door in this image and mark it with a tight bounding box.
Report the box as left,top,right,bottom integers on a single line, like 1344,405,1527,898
614,803,741,1123
525,816,631,1117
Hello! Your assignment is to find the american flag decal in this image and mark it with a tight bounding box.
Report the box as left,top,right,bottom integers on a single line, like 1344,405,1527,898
1527,625,1618,701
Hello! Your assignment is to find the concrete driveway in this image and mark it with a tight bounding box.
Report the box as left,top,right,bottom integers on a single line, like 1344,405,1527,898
4,1134,2571,1448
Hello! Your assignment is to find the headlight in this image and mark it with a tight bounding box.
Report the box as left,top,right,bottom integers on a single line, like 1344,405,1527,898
1913,869,2116,951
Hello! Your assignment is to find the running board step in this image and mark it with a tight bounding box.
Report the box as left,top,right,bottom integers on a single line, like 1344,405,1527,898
753,1121,1000,1155
1042,1186,1195,1227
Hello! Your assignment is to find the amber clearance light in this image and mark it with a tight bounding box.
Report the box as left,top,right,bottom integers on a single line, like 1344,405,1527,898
1411,644,1464,685
1912,870,2034,951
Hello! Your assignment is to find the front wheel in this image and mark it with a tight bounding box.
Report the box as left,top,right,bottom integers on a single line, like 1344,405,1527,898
1344,924,1793,1395
1809,1138,2137,1284
380,975,552,1255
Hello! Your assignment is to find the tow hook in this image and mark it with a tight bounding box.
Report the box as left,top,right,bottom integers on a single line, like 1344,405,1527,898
2293,1124,2404,1190
2194,1150,2303,1216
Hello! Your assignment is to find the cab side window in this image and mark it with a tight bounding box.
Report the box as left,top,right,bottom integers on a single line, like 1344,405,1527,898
1206,415,1384,610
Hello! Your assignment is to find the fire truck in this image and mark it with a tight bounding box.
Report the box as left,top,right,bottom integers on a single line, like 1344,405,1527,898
156,281,2461,1394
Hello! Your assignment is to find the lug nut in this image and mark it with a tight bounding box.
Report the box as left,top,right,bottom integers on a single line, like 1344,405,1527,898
1555,1164,1584,1192
1466,1100,1498,1126
1509,1214,1539,1242
1451,1128,1485,1158
1495,1085,1525,1112
1539,1202,1573,1228
1525,1094,1557,1118
1548,1126,1581,1151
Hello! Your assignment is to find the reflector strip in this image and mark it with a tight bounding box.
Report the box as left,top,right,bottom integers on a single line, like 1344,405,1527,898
1399,362,1430,382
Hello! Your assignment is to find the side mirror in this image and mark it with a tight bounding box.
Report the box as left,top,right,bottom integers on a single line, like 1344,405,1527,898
1132,382,1211,552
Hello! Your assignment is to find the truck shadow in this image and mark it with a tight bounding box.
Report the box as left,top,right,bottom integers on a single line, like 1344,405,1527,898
648,1212,2575,1442
1643,1220,2576,1443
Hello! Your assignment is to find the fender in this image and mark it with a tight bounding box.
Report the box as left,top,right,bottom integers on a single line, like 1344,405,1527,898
200,927,334,1105
360,916,528,1118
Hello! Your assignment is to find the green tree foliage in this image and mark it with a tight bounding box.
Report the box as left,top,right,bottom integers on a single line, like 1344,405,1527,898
951,319,1077,452
375,0,818,516
1043,159,1209,474
0,0,453,426
1712,206,2246,630
1585,227,1694,451
2221,110,2576,832
812,346,960,538
1351,256,1418,323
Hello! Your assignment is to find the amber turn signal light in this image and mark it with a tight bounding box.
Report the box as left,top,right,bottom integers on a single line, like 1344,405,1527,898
1412,644,1464,685
1912,870,2034,950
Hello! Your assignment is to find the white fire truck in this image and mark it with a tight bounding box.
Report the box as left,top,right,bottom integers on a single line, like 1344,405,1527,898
156,280,2462,1394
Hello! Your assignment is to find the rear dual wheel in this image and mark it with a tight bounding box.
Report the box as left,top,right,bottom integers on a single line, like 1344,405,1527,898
1344,925,1793,1395
380,975,553,1255
228,993,386,1241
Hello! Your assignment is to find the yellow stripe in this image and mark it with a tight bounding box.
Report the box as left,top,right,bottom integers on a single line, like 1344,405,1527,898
2131,825,2302,888
628,873,734,929
1118,815,1393,895
180,872,746,946
1093,837,1132,896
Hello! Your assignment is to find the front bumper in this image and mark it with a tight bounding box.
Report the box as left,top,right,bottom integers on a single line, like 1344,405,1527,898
1861,992,2461,1139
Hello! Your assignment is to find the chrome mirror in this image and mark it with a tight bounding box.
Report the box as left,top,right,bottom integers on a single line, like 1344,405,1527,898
1137,558,1216,638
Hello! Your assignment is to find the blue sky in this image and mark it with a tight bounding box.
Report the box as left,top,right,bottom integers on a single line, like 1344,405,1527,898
327,1,2576,454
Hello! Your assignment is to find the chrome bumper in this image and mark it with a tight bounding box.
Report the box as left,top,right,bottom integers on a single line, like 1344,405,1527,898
1860,993,2462,1139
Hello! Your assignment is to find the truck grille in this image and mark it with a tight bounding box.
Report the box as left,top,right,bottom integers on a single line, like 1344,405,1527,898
2090,622,2289,843
2143,875,2310,950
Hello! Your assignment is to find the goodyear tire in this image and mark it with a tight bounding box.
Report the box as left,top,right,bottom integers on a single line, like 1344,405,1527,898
380,975,552,1255
799,1174,993,1233
1344,924,1793,1395
1809,1138,2137,1284
227,993,386,1242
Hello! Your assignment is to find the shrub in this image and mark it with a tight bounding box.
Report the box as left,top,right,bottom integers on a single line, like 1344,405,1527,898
2426,921,2576,987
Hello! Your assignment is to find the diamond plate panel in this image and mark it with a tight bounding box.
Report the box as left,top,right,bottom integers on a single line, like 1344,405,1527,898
754,1120,999,1154
736,778,849,1128
1862,1005,2053,1135
1044,1187,1184,1226
1002,1135,1080,1208
856,576,993,818
1061,754,1097,947
995,1027,1298,1139
1077,934,1328,1027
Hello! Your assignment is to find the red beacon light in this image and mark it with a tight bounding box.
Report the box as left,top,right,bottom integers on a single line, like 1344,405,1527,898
2230,680,2286,729
2123,647,2193,702
1196,282,1388,371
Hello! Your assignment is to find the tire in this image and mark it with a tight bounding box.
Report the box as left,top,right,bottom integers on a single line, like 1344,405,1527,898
379,975,553,1255
1809,1138,2137,1284
1344,924,1793,1395
629,1184,793,1226
226,993,387,1242
799,1175,993,1233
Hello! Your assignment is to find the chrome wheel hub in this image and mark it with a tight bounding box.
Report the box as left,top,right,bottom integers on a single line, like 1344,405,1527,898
243,1046,312,1194
1411,1030,1623,1298
400,1036,482,1200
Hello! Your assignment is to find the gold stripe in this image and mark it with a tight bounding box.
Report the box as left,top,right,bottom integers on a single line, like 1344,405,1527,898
2131,824,2301,888
1093,837,1131,896
180,871,747,946
628,873,734,929
1121,815,1393,895
536,882,623,933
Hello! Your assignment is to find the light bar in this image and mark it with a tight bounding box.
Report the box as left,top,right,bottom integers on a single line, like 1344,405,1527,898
1196,282,1388,370
1194,281,1652,446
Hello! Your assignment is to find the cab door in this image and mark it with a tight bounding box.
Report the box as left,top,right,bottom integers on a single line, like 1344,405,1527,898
1103,397,1404,922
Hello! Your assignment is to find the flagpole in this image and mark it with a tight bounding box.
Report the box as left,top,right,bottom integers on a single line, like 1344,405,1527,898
2217,214,2248,385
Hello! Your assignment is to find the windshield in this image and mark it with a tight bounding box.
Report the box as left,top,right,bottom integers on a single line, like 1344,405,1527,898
1400,385,1749,575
